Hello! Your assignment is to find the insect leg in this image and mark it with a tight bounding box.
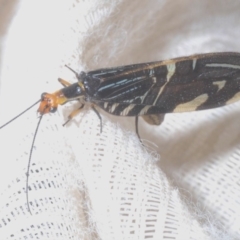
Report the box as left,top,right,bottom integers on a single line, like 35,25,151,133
64,65,78,77
58,78,71,87
62,104,85,126
91,105,102,133
135,116,142,143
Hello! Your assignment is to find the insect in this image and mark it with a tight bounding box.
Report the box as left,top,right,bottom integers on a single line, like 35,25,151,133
1,51,240,213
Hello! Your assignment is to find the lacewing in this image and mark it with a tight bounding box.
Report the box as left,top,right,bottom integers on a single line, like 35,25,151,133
1,51,240,213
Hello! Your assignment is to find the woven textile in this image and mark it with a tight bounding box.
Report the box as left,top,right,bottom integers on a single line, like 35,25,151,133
0,1,240,239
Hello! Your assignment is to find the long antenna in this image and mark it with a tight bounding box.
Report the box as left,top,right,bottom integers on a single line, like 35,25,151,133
26,113,44,214
0,99,43,214
0,100,41,129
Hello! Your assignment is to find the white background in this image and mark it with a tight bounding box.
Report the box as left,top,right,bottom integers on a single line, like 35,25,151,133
0,0,240,239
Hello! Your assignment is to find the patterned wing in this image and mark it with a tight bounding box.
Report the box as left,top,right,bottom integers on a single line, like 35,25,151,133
83,52,240,116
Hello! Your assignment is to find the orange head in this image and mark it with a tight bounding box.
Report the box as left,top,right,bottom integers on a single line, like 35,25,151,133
37,93,59,115
37,90,68,115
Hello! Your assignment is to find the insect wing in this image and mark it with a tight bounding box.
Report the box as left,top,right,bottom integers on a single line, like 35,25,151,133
85,52,240,116
84,63,168,116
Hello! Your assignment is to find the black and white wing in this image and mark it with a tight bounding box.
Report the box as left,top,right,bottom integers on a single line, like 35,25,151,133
83,52,240,116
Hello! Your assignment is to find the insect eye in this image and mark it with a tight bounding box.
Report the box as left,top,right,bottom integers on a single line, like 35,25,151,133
50,107,57,113
41,92,47,100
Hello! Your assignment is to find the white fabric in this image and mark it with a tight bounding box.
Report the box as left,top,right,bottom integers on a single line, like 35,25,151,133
0,0,240,239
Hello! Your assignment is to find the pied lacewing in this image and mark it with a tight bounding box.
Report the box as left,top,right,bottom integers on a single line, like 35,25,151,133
1,51,240,213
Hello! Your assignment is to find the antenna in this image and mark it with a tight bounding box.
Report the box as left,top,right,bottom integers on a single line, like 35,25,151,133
0,100,41,129
26,114,44,214
0,99,43,214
